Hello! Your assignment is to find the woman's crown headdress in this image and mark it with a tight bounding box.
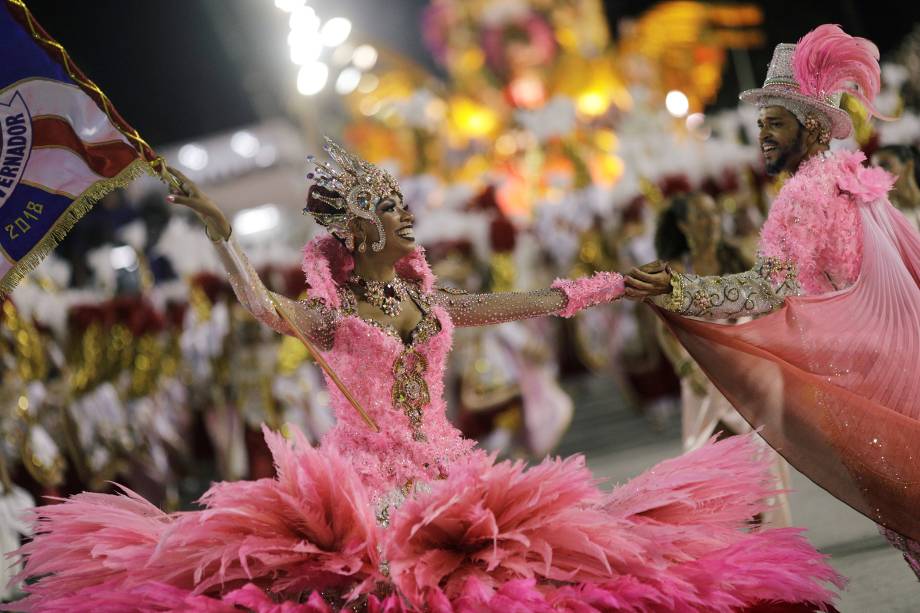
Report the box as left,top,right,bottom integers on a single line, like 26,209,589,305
304,137,402,252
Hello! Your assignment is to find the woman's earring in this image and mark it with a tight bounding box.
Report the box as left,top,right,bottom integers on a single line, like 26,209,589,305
358,240,367,253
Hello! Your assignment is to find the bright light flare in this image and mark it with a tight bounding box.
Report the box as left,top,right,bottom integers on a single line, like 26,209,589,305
230,131,260,158
289,6,320,33
297,62,329,95
335,67,361,95
289,36,323,65
351,44,378,70
110,245,138,271
274,0,305,12
234,204,280,236
665,90,689,117
178,143,208,170
321,17,351,46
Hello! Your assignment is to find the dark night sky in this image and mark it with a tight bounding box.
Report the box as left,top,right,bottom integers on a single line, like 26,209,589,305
22,0,920,147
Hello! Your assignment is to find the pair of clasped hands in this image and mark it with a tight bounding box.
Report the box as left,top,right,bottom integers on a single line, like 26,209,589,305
624,261,673,300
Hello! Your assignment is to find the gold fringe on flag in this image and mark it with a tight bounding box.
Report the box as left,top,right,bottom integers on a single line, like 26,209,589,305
0,159,155,297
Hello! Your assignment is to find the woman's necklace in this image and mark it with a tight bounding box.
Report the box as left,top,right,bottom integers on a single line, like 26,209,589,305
349,273,409,318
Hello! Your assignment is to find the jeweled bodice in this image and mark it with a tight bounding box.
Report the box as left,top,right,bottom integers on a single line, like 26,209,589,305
317,288,476,497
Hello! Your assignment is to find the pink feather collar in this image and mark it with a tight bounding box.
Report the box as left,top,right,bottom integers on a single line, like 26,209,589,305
301,235,436,308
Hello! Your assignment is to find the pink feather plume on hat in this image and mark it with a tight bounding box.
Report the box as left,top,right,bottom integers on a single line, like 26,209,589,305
792,24,893,121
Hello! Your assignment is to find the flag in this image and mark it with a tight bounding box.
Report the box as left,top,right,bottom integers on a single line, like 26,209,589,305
0,0,164,296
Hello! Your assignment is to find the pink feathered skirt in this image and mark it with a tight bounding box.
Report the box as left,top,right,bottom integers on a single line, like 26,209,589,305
7,428,843,612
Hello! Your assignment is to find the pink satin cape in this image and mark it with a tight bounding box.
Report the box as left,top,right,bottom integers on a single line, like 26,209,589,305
658,197,920,541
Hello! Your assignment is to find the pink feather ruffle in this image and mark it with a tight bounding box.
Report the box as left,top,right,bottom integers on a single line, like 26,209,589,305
10,427,382,611
9,580,393,613
394,246,435,293
551,271,625,317
10,431,842,612
758,150,886,294
9,485,170,606
302,236,353,308
301,236,436,307
150,427,382,599
383,433,843,611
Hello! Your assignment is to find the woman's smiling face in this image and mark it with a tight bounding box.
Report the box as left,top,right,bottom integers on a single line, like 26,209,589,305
353,194,416,259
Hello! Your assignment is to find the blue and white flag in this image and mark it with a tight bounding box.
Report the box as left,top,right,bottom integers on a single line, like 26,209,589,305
1,0,157,296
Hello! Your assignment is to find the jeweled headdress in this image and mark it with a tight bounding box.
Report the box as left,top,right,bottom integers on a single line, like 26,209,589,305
740,24,889,141
304,137,402,252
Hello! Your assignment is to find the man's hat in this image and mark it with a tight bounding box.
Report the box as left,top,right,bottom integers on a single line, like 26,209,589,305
740,25,889,140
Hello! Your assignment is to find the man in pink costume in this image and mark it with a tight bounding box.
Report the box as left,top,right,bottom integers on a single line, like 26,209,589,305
627,24,920,578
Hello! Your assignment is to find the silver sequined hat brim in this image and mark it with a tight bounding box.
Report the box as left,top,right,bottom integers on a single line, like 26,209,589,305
740,87,852,139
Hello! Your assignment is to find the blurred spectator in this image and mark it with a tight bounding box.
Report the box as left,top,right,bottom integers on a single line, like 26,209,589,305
872,144,920,230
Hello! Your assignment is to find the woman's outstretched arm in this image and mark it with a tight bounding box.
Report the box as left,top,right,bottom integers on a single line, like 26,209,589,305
431,271,624,327
167,168,337,349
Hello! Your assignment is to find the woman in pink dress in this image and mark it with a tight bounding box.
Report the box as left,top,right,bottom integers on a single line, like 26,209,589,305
9,140,842,612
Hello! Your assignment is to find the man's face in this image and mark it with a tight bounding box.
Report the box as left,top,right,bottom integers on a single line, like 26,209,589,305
757,106,806,175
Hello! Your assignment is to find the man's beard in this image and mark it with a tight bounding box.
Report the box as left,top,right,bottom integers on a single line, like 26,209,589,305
764,130,804,176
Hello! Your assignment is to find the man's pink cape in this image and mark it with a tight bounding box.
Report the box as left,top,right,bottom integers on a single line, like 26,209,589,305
659,163,920,541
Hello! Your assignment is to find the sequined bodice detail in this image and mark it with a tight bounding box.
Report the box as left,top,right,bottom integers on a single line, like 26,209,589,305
336,282,441,442
312,283,475,497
